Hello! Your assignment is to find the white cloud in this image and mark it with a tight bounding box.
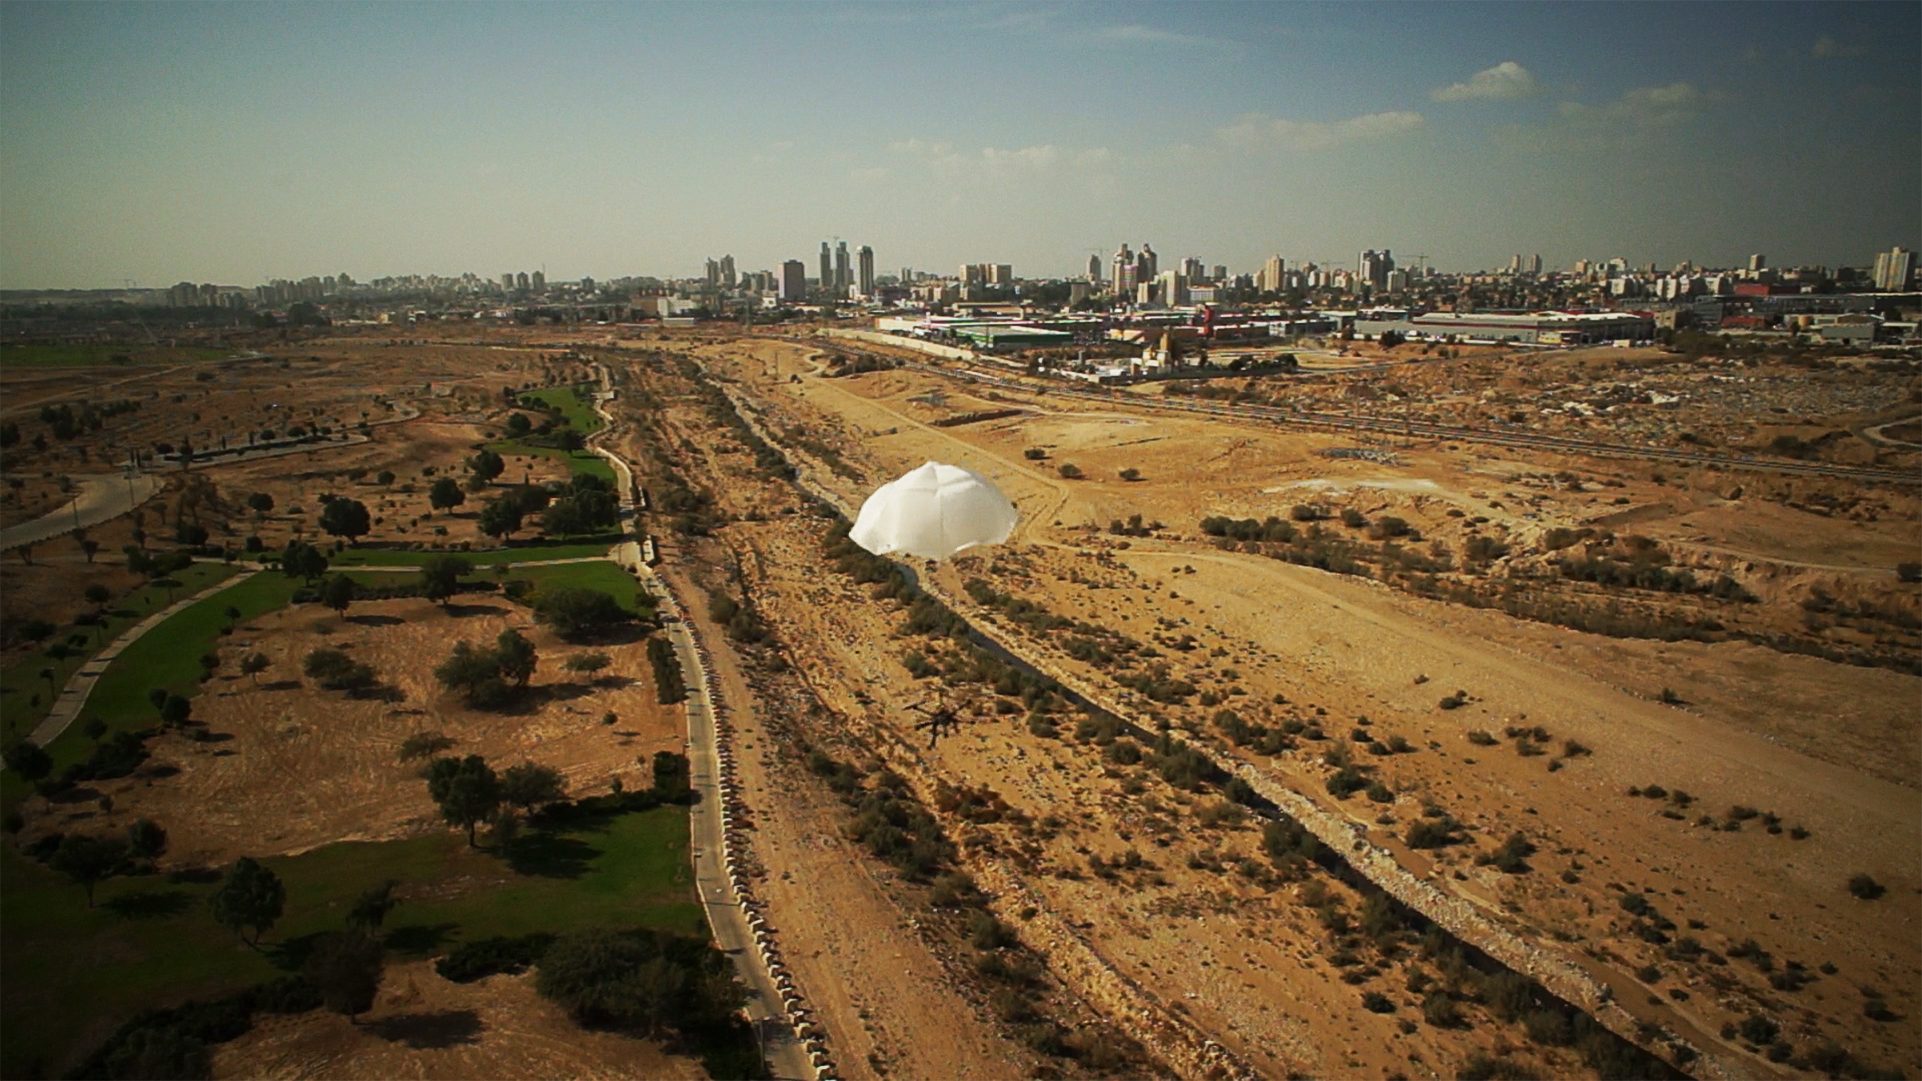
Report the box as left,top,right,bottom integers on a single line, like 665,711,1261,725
1215,110,1425,152
1812,35,1865,59
1557,82,1711,127
1094,23,1230,49
1431,61,1540,102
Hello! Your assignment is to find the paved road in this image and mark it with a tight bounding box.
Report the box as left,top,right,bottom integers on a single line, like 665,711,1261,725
587,364,814,1081
0,400,424,553
29,570,258,748
0,472,165,552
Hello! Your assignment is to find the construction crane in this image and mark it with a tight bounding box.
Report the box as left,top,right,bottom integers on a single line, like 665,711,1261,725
1409,254,1431,275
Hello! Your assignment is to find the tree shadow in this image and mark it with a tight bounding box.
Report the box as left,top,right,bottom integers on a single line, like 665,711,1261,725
270,930,330,972
368,1009,484,1049
502,831,599,879
384,921,458,954
46,785,102,806
443,603,509,619
138,762,181,780
260,679,302,692
168,865,221,884
105,888,193,920
348,614,404,627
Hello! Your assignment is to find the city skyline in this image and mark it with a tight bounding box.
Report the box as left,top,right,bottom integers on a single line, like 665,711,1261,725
2,1,1917,289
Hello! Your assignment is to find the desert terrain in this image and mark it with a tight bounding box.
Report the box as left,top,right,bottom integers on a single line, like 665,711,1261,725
3,322,1916,1080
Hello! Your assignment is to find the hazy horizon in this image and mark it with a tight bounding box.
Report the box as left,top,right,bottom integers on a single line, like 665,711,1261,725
2,0,1917,290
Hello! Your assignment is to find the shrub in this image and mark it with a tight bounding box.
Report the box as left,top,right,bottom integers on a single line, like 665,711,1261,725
1420,991,1462,1028
436,933,556,982
1736,1013,1778,1045
1023,447,1047,460
1847,873,1886,900
1362,991,1394,1013
1056,463,1082,479
1466,729,1497,746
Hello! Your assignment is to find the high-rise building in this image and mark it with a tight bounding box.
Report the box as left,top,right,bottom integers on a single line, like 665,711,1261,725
819,242,832,292
1748,253,1767,272
1259,255,1286,294
531,270,546,292
857,245,874,297
834,241,850,294
516,271,530,292
780,259,807,302
1873,246,1915,291
986,264,1012,285
1356,249,1393,290
502,273,515,292
1158,270,1189,306
1112,243,1134,296
705,258,720,287
1509,254,1523,274
1136,243,1158,282
1087,253,1102,283
1212,264,1227,283
1181,257,1205,282
1529,254,1543,276
901,266,914,283
720,255,737,288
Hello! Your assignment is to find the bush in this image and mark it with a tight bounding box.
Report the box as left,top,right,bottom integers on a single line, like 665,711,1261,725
436,933,556,982
1362,991,1394,1013
533,587,633,640
1023,448,1047,461
1847,873,1885,900
1056,463,1082,479
1736,1013,1778,1045
1466,729,1497,746
1420,991,1463,1028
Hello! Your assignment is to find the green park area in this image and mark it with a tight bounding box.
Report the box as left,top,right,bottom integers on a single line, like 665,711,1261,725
1,548,715,1077
0,344,231,369
486,383,615,485
1,803,699,1078
0,562,241,748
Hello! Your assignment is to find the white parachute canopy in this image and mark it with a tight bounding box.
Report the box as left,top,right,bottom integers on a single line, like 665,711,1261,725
849,461,1018,561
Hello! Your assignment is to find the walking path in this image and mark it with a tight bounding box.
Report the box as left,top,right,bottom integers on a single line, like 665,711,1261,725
29,570,259,748
586,364,817,1081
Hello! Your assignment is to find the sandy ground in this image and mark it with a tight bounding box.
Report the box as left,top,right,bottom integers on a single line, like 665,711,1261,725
212,960,705,1080
691,332,1922,1077
42,596,681,866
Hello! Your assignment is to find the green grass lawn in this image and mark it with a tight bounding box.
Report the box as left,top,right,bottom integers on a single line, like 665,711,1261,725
505,559,655,615
0,344,231,368
0,562,241,748
519,385,604,434
38,573,304,774
485,438,617,484
1,803,698,1078
330,541,617,568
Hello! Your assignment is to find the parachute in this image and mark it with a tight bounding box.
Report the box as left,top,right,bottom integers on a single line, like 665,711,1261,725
848,461,1017,561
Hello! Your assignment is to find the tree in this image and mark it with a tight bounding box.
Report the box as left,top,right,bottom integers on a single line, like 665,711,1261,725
426,755,500,846
1118,467,1142,481
651,751,691,802
281,540,330,581
51,834,128,907
318,498,371,544
557,429,587,453
80,537,100,564
247,492,275,518
469,449,505,483
376,470,396,486
501,762,566,814
533,587,631,640
241,652,270,683
211,856,285,946
478,497,523,542
535,930,683,1034
305,930,385,1022
1057,462,1082,479
494,628,537,688
127,817,168,860
505,412,532,437
429,477,466,515
346,879,399,931
4,741,52,792
420,555,473,606
304,648,377,694
320,574,357,618
160,693,192,728
435,640,511,706
85,583,111,609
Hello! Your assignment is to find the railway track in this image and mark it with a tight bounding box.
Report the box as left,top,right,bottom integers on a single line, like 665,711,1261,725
804,338,1921,487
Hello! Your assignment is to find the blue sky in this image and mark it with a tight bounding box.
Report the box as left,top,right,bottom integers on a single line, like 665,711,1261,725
2,1,1916,288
